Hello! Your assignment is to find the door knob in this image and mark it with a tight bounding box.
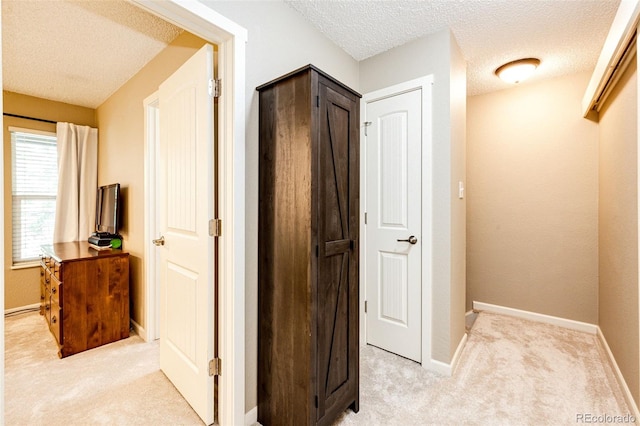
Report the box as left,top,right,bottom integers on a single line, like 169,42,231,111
397,235,418,244
152,236,165,246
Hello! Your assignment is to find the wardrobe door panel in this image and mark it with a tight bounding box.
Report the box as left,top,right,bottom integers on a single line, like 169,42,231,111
316,81,359,423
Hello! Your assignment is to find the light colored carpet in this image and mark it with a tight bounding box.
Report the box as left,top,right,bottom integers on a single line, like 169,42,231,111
336,311,634,425
5,311,203,425
6,310,634,425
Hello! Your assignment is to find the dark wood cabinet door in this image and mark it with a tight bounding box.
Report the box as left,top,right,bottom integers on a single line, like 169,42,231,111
316,79,360,423
257,65,360,426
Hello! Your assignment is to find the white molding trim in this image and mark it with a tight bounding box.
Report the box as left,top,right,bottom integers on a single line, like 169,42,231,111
130,2,247,425
426,332,468,376
597,327,640,420
245,406,258,426
4,303,40,315
0,4,5,420
143,91,159,344
473,301,598,335
359,75,434,367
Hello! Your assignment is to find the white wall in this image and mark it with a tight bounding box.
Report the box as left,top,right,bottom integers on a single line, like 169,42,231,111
201,0,359,412
359,29,467,363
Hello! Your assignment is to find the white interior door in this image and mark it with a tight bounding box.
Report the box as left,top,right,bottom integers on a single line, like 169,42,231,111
365,88,422,363
157,43,215,425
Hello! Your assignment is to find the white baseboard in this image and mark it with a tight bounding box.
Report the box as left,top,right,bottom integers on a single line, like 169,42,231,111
449,332,468,374
425,332,468,376
245,406,258,425
5,303,40,315
130,319,147,341
597,327,640,420
472,301,597,335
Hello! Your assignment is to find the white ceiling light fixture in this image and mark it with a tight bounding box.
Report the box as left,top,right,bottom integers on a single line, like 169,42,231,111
495,58,541,84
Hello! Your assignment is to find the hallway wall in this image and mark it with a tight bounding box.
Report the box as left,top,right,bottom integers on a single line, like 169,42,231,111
467,72,599,323
598,53,639,406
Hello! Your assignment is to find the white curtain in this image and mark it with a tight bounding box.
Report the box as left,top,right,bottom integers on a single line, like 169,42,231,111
54,122,98,243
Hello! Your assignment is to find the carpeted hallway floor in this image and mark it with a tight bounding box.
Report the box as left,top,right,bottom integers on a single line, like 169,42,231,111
336,311,634,425
4,310,202,425
4,310,634,425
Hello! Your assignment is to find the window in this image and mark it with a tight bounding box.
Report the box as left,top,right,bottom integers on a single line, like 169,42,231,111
10,128,58,264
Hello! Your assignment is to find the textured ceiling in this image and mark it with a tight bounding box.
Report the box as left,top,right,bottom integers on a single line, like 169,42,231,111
284,0,621,95
1,1,623,105
2,0,182,109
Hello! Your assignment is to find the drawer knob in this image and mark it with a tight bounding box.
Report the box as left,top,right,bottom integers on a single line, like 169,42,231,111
51,287,57,294
51,316,57,324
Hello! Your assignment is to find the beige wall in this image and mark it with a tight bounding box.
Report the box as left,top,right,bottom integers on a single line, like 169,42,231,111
466,72,599,323
204,0,360,412
598,54,639,404
359,29,467,363
448,32,467,358
3,91,96,310
96,31,207,329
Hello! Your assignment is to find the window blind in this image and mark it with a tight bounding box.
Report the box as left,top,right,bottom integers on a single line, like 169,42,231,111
11,130,58,263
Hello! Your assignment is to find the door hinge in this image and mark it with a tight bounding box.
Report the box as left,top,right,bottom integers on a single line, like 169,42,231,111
364,121,372,136
209,358,221,376
208,78,221,98
364,300,367,313
316,96,320,107
314,395,318,408
209,219,222,237
315,245,319,257
364,212,367,225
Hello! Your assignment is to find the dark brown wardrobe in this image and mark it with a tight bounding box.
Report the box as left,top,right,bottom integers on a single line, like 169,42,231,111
257,65,360,425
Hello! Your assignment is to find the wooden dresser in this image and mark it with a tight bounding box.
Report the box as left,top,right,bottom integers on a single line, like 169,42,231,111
40,241,130,358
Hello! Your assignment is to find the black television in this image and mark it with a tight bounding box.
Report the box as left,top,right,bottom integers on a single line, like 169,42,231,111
95,183,120,236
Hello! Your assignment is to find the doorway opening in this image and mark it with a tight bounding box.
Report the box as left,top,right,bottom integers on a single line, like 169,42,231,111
0,2,247,424
360,76,434,370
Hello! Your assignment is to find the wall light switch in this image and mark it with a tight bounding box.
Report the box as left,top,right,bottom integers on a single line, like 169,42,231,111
458,181,465,199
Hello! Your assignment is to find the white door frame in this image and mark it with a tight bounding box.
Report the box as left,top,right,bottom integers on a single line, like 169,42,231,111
133,1,247,425
143,91,160,342
360,75,433,370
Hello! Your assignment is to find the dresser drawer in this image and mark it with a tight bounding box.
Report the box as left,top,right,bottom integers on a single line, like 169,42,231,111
42,256,54,270
50,302,62,345
41,256,62,277
39,268,46,315
43,269,52,295
50,274,62,306
44,299,51,325
51,261,62,280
